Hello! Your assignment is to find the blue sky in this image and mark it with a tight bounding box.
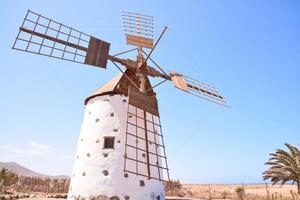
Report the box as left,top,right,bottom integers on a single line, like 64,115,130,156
0,0,299,184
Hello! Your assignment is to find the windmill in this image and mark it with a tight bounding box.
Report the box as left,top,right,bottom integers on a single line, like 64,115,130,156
12,10,228,200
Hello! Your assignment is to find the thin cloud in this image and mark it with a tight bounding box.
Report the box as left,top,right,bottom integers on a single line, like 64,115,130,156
0,145,9,149
13,149,45,156
29,142,50,150
11,141,50,156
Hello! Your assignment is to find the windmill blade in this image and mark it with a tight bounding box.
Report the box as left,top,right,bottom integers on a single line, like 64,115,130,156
169,72,228,107
122,11,154,49
12,10,110,68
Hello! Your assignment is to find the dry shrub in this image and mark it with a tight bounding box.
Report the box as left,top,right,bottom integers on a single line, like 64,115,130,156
164,180,189,197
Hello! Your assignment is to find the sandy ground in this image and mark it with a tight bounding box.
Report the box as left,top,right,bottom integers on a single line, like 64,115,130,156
13,184,299,200
182,184,299,199
19,199,61,200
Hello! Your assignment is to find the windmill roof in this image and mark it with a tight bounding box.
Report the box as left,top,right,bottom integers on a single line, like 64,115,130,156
84,73,123,104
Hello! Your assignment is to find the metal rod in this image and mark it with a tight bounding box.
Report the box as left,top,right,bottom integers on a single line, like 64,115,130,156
123,29,153,37
73,32,82,61
152,113,161,181
38,19,52,54
145,79,168,94
124,156,168,170
50,23,62,57
142,26,168,67
12,10,30,49
158,117,170,181
125,143,167,159
134,101,138,175
122,11,154,19
113,48,137,57
122,11,154,20
126,121,163,137
123,102,130,174
125,127,164,148
110,60,140,91
122,15,154,23
25,14,41,52
124,169,168,182
14,37,85,58
62,27,72,58
141,49,169,77
27,10,90,38
123,25,154,33
123,21,153,29
23,18,89,42
144,110,151,179
122,17,154,26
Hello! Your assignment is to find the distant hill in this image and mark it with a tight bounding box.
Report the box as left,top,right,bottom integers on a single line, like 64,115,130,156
0,162,69,179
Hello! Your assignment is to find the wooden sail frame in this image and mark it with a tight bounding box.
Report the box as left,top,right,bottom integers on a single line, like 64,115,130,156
12,10,110,68
124,87,170,182
122,11,154,49
170,72,228,107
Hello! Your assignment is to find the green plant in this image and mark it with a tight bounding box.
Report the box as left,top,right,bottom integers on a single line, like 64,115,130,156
263,143,300,194
235,185,245,200
0,168,19,194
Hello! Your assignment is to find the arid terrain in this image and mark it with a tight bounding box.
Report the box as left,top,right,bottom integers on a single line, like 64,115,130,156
0,184,299,200
166,184,299,200
1,162,299,200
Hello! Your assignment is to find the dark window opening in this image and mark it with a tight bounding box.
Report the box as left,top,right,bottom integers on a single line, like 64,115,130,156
103,137,115,149
139,180,145,187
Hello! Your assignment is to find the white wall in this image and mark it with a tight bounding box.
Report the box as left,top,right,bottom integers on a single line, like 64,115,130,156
68,94,165,200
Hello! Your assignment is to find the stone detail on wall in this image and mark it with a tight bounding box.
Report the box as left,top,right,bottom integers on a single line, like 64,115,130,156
103,153,108,157
140,180,145,187
102,170,108,176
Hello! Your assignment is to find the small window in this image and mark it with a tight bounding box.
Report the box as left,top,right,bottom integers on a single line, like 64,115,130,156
103,137,115,149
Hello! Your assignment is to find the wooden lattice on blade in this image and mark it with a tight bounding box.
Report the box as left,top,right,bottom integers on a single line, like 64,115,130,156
123,87,169,182
122,11,154,49
12,10,110,68
124,104,169,182
170,72,228,107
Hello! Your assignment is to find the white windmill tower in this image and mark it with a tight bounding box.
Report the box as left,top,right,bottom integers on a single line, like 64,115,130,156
12,10,228,200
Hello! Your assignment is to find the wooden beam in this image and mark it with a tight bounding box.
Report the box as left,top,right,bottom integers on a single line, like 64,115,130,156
144,110,151,179
84,37,110,68
170,74,189,91
126,34,153,49
19,27,87,52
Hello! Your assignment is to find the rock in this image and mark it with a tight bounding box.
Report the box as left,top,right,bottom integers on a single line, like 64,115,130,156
110,196,120,200
3,195,10,200
96,196,109,200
